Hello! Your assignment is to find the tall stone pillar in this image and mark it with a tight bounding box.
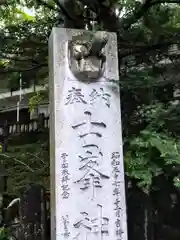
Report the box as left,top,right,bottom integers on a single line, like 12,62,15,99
49,28,128,240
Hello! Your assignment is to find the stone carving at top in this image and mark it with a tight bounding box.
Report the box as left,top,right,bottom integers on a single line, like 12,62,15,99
68,31,108,81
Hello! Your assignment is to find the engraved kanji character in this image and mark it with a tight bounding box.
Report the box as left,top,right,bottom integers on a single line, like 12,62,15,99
113,167,120,177
114,173,119,180
62,191,70,199
73,204,109,240
89,88,111,108
80,174,102,190
61,153,68,159
72,111,106,139
74,144,109,199
115,219,121,228
116,228,124,236
113,181,121,187
112,161,121,168
62,168,69,176
113,187,120,196
65,87,87,105
113,181,121,194
62,175,70,184
62,184,69,192
112,152,120,159
62,162,68,168
61,184,70,199
116,209,121,218
114,198,121,211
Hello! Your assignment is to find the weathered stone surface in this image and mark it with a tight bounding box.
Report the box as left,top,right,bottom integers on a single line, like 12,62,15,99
69,55,104,80
49,28,127,240
68,31,108,81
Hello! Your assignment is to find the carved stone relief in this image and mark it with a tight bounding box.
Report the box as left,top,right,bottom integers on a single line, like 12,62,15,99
68,31,108,81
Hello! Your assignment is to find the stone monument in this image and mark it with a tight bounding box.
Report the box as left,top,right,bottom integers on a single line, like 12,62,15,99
49,28,128,240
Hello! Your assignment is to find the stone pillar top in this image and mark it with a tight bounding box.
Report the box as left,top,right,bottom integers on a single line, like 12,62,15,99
49,28,119,83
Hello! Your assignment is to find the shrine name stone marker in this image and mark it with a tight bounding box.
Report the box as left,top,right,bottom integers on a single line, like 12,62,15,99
49,28,128,240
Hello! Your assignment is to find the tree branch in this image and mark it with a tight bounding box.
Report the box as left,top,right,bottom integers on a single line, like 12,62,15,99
55,0,86,28
98,5,121,32
0,54,35,62
0,153,34,172
54,0,73,20
25,152,45,164
150,0,180,6
36,0,57,11
120,0,180,30
0,63,47,74
0,0,7,5
119,31,180,58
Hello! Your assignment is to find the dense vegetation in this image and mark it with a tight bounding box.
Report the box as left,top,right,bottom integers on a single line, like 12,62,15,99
1,0,180,239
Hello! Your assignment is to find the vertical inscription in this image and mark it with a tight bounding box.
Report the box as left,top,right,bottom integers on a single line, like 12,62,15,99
61,82,125,239
111,152,124,240
61,153,70,199
62,215,70,238
72,111,106,139
72,111,109,199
